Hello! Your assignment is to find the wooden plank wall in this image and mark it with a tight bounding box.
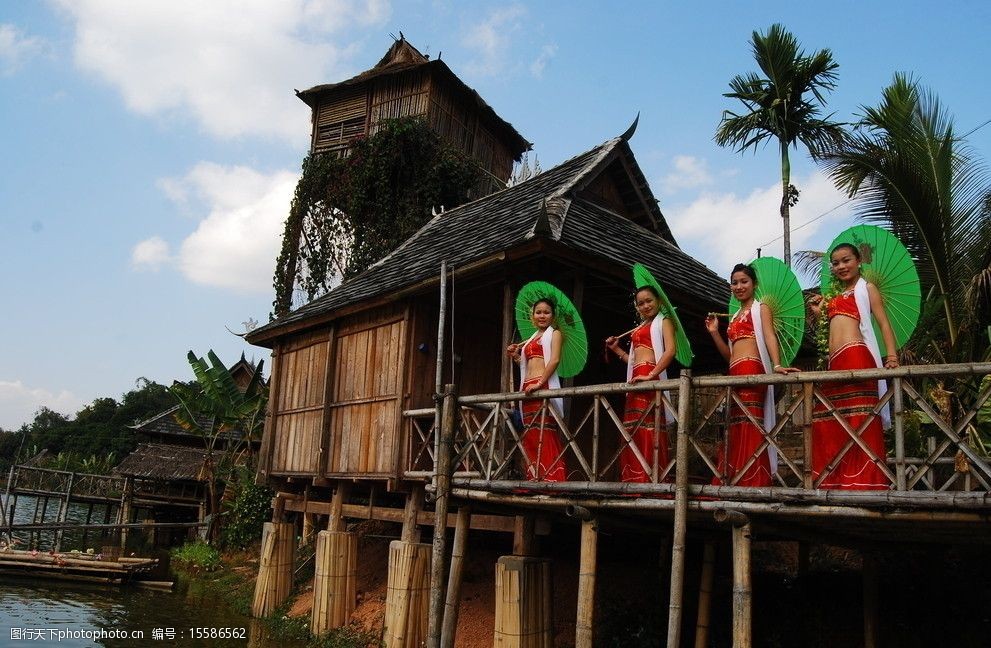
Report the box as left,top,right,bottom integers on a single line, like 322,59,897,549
327,304,408,475
370,72,429,132
313,89,369,153
270,327,332,474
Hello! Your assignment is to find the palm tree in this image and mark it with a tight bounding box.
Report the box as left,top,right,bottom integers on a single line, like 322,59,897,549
819,74,991,359
715,24,846,266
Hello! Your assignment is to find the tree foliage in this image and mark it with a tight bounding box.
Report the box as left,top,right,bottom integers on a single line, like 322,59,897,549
819,73,991,362
273,117,483,316
715,23,846,265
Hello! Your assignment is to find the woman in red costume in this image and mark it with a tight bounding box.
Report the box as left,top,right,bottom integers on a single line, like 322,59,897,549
605,286,676,482
808,243,899,490
506,298,567,481
705,263,797,487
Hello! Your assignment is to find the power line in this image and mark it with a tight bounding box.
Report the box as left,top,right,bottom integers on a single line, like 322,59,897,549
757,198,854,248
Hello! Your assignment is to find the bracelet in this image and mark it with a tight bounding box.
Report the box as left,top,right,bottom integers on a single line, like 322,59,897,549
773,364,782,370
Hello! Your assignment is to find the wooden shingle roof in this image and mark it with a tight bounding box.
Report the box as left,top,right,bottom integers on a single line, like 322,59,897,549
113,443,217,482
248,134,728,345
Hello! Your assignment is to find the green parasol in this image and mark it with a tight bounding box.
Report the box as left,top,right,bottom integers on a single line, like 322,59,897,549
819,224,921,355
632,263,694,367
514,281,588,378
728,257,805,367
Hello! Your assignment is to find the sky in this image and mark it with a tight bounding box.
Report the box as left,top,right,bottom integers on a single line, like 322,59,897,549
2,1,989,431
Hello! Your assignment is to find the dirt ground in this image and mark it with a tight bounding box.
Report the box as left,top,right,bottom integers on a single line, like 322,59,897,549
287,520,991,647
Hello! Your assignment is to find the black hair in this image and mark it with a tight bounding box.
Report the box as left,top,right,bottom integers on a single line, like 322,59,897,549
831,242,861,260
635,285,660,300
532,298,556,315
730,263,758,286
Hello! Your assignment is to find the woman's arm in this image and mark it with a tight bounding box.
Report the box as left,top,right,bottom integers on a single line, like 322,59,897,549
705,314,731,363
867,283,899,368
761,303,798,373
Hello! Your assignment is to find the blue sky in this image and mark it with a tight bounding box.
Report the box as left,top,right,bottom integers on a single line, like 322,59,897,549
2,1,989,430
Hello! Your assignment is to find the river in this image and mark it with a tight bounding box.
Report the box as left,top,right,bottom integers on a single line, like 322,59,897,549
0,496,307,647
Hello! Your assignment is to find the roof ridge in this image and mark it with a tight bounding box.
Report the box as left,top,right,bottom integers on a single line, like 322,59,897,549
551,136,622,199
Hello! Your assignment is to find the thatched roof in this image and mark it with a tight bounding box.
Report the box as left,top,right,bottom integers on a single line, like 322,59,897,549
113,443,218,482
248,131,729,346
295,37,530,160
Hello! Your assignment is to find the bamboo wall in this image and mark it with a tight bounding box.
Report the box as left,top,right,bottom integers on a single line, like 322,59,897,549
313,88,369,154
326,305,408,475
270,328,332,474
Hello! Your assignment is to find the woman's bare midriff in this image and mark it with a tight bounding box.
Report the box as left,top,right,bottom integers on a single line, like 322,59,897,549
632,347,655,364
829,314,864,353
525,357,546,378
730,337,760,363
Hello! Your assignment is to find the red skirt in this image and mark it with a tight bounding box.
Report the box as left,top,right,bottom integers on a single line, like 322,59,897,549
520,377,566,481
812,342,888,490
713,357,772,487
620,362,669,482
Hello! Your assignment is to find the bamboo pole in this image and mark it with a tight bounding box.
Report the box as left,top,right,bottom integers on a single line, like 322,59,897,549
426,384,456,648
401,486,425,543
575,517,598,648
54,472,76,552
802,383,814,489
694,541,716,648
714,510,751,648
892,377,907,491
2,467,15,547
311,530,357,635
667,370,692,648
439,506,471,648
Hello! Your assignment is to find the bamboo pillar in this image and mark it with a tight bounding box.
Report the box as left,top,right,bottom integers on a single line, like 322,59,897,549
54,472,76,552
118,478,132,549
401,486,424,543
575,517,598,648
694,542,717,648
311,530,358,635
328,483,350,532
427,384,456,647
715,510,752,648
439,506,471,648
2,466,14,547
802,383,814,489
494,555,553,647
863,554,879,648
892,377,907,490
251,521,295,617
384,540,432,648
666,370,692,648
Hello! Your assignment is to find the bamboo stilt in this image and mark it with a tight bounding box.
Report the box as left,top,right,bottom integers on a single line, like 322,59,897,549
694,542,716,648
439,506,470,648
251,521,295,617
311,530,357,635
575,518,598,648
384,540,432,648
714,510,752,648
494,555,553,647
427,384,456,647
667,371,692,648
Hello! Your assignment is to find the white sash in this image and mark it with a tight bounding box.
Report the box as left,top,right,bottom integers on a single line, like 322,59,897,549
625,316,675,424
520,326,563,417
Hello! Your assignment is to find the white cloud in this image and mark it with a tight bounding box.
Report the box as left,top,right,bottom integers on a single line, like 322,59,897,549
662,155,713,194
0,380,84,431
131,236,172,270
0,23,45,75
55,0,391,142
666,171,854,282
529,44,557,78
154,163,298,293
461,4,526,76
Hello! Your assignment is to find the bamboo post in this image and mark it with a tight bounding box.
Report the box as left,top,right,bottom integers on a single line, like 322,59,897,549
118,478,132,549
439,506,471,648
384,540,432,648
311,530,358,635
2,466,14,547
694,541,717,648
54,472,76,552
892,377,906,491
494,555,553,647
575,517,598,648
251,521,295,617
401,486,425,543
427,384,456,648
513,515,535,556
714,510,751,648
863,553,879,648
666,370,692,648
802,383,814,489
328,482,350,532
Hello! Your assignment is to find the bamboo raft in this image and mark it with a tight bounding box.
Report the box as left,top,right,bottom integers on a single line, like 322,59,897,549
0,548,159,585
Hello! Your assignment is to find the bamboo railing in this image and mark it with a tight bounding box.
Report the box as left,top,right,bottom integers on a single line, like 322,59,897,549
403,363,991,503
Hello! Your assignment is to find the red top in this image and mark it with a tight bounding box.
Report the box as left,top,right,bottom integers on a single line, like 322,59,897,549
631,321,654,350
523,336,544,359
827,291,860,321
727,309,756,342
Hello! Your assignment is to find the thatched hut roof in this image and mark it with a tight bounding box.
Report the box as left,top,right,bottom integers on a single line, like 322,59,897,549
112,443,218,482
